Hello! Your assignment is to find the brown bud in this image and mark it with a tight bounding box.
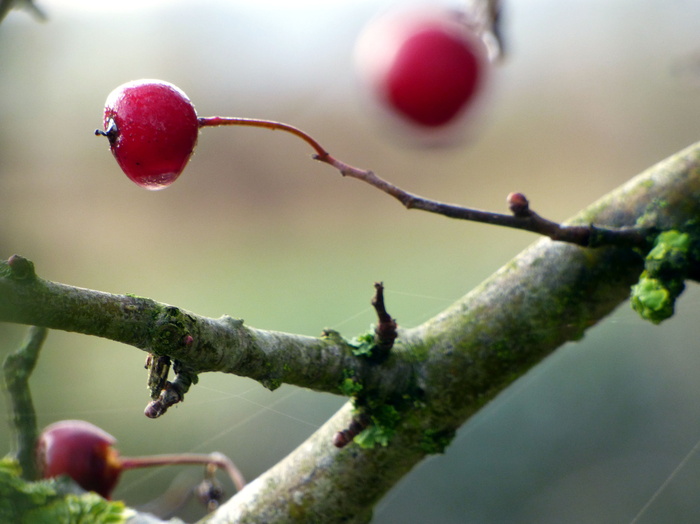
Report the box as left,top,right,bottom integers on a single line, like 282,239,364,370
507,192,530,217
333,430,352,448
8,254,36,280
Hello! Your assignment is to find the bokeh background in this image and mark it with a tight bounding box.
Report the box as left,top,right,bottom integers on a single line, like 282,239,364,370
1,0,700,522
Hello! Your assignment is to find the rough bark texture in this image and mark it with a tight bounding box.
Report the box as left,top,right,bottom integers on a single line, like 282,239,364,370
1,142,699,522
204,142,700,522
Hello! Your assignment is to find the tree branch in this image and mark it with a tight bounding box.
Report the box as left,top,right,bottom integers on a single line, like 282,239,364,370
197,116,655,250
203,141,700,522
2,325,47,480
0,260,416,411
2,142,699,522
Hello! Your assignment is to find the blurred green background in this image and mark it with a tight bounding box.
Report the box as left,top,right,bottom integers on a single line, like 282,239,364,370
1,0,700,522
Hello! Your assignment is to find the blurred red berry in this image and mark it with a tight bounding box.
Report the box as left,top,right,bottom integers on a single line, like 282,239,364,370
355,7,489,139
98,79,199,190
36,420,123,498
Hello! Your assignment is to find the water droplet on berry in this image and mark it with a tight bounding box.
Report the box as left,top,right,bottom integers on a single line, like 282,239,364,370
98,79,199,190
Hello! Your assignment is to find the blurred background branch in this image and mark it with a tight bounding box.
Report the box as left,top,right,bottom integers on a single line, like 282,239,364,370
0,0,45,23
2,325,47,480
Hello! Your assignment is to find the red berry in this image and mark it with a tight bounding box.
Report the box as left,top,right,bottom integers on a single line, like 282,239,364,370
98,79,199,190
355,7,489,136
36,420,123,498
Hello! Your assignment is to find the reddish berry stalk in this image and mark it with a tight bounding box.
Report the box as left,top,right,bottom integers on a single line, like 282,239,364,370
197,116,329,158
97,80,335,190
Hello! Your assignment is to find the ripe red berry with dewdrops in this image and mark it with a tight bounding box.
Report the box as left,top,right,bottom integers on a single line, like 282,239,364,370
97,79,199,190
36,420,123,498
354,6,490,141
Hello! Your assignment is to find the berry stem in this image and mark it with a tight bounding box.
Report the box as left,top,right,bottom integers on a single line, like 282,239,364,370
198,116,653,250
120,451,245,492
198,116,330,160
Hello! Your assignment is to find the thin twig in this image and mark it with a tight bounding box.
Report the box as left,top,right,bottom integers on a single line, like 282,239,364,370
371,282,397,360
319,154,653,250
2,326,48,480
198,116,654,251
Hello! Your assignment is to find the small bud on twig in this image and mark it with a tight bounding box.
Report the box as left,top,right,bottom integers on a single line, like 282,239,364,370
7,255,36,280
507,192,530,217
144,366,196,418
333,413,371,448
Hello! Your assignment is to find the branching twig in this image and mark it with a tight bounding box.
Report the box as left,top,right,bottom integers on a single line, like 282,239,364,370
371,282,397,361
0,260,417,415
320,154,654,250
0,137,698,521
2,325,48,480
198,117,655,252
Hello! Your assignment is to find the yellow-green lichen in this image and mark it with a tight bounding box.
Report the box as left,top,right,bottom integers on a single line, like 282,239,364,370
339,372,363,397
630,229,694,324
419,428,455,455
353,404,401,449
631,278,674,324
350,330,376,358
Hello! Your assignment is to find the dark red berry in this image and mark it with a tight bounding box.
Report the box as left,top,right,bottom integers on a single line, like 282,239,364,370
355,7,489,134
98,79,199,190
36,420,123,498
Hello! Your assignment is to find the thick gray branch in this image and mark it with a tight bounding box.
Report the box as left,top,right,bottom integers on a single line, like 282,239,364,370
0,261,414,397
204,142,700,522
1,142,699,522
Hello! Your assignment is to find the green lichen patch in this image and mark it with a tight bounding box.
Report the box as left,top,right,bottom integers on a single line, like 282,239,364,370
320,328,345,345
354,424,393,448
339,371,363,397
650,230,691,254
631,229,694,324
350,330,376,358
261,377,282,391
419,428,455,455
631,278,674,324
353,404,401,449
151,306,196,356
